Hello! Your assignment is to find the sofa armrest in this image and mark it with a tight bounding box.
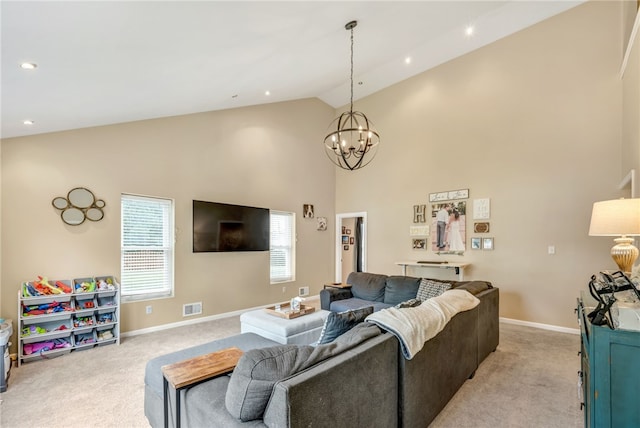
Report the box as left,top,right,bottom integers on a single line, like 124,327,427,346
474,287,499,363
453,280,493,295
319,288,353,310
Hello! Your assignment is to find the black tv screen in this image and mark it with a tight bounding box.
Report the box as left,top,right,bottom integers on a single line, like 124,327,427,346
193,200,270,252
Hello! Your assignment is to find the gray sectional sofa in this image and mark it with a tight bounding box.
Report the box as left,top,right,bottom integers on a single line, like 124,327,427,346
144,272,499,428
321,271,499,364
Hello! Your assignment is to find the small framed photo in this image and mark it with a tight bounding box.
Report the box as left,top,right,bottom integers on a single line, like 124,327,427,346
473,222,490,233
317,217,327,231
482,237,494,250
346,229,351,235
342,235,349,244
303,204,314,218
343,244,349,251
471,237,482,250
350,237,354,245
342,226,346,234
412,238,427,250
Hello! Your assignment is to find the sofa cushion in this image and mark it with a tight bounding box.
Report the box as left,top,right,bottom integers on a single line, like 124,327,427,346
225,345,313,421
317,306,374,345
225,323,382,422
330,298,393,313
384,276,421,305
416,278,452,301
347,272,387,302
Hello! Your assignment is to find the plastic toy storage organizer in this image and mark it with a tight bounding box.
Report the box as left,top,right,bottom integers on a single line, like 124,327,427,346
18,276,120,366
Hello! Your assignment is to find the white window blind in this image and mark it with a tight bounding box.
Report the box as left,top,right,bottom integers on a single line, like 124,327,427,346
270,211,295,283
121,194,174,300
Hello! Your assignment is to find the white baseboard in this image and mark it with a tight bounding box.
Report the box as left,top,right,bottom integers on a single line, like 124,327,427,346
500,317,579,335
122,295,321,338
123,298,577,338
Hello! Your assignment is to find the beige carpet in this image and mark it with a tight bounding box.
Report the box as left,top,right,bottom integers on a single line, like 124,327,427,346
0,315,581,428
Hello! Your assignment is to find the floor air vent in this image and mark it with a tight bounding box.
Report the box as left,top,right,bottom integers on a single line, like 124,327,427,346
183,302,203,317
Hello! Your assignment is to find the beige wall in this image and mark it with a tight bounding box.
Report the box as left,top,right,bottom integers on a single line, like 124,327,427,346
1,98,336,337
622,9,640,180
1,1,635,339
340,217,356,283
335,1,625,328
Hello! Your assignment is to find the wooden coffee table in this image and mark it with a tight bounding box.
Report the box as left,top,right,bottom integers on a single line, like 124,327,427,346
162,347,244,428
323,282,352,290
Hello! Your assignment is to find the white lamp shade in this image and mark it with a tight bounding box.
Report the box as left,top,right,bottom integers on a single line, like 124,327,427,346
589,198,640,236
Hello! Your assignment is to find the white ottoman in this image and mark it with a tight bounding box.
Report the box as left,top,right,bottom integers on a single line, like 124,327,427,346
240,309,330,345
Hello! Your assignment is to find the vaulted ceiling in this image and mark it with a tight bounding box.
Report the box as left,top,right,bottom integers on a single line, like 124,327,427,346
1,1,584,139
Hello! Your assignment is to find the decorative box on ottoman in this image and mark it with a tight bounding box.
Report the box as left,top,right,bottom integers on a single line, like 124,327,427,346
240,308,330,345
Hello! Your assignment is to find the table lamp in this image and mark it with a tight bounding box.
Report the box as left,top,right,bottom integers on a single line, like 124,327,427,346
589,198,640,273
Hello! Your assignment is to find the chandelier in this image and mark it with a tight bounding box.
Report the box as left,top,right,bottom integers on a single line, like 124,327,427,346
324,20,380,171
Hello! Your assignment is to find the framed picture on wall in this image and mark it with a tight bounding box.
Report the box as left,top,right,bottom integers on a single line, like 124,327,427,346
350,237,354,245
431,200,466,254
343,244,349,250
342,235,349,244
317,217,327,231
471,237,481,250
412,238,426,250
303,204,314,218
482,237,494,250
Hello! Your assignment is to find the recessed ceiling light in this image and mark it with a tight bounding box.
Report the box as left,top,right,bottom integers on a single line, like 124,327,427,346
265,90,270,96
405,57,412,65
23,120,34,125
20,62,37,70
465,26,475,36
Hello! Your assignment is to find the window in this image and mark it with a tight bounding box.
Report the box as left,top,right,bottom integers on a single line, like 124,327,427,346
270,211,295,283
121,194,174,301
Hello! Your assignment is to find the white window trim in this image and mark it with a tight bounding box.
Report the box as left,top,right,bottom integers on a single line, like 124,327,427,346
121,193,175,303
270,210,296,284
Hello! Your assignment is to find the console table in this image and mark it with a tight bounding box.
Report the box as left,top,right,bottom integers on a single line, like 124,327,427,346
395,261,470,281
577,292,640,427
162,347,243,428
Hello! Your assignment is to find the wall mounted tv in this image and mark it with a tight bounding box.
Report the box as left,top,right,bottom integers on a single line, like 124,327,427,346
193,200,270,252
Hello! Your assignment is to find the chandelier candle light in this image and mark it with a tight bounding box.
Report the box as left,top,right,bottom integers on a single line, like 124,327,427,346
323,20,380,171
589,198,640,273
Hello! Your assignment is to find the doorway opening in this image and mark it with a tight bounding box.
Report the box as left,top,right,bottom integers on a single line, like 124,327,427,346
335,212,367,283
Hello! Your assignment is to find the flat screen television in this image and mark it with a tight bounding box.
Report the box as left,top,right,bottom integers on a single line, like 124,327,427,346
193,200,270,252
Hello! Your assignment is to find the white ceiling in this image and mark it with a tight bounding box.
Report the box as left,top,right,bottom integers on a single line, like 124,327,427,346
1,1,584,139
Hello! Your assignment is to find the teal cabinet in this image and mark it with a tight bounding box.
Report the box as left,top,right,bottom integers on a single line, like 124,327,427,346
577,294,640,427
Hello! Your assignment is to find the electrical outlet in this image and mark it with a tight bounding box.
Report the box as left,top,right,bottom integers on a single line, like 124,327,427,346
146,305,152,315
282,286,286,293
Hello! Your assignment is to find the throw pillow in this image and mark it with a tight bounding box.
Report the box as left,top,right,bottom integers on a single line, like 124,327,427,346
225,345,313,422
416,278,452,301
347,272,387,302
383,276,421,305
316,306,374,345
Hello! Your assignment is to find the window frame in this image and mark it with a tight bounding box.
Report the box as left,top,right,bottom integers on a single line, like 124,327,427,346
270,210,296,284
120,193,175,302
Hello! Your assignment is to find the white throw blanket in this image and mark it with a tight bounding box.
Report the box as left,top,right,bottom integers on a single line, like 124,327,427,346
365,289,480,360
